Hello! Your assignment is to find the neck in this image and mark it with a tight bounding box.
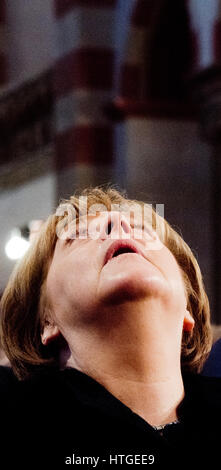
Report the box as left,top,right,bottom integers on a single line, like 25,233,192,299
63,299,185,427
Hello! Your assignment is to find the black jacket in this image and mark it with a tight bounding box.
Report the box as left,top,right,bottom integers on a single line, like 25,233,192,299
1,367,221,468
0,365,17,387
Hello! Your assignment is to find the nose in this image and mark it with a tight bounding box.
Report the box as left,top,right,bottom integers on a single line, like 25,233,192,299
100,212,131,239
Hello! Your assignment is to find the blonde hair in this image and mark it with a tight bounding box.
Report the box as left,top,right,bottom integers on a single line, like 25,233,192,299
0,187,212,379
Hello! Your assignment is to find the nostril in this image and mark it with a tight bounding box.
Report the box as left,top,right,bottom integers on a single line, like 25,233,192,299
106,221,114,235
121,220,130,233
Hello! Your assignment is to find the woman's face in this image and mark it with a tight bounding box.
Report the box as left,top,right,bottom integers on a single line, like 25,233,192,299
44,210,193,340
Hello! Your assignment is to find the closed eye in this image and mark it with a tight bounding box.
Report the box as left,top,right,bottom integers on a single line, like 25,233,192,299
65,223,89,243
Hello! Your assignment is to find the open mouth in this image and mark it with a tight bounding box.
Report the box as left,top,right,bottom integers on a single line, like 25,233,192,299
112,247,137,258
104,240,143,266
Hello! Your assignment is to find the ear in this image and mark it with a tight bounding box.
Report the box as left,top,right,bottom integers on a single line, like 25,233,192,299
183,309,195,333
41,321,61,346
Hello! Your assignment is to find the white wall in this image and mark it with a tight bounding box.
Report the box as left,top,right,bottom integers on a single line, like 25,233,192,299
0,174,55,291
6,0,56,87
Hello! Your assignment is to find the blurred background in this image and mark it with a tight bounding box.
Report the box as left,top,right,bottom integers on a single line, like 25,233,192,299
0,0,221,328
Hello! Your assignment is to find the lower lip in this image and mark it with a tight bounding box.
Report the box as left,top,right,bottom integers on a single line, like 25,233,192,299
106,252,143,264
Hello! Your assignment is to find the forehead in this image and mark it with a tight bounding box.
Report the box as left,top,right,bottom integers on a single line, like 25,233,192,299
55,199,154,227
78,208,148,222
76,200,152,222
57,204,152,233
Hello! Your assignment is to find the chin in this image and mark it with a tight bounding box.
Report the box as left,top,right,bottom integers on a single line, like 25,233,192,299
99,269,167,305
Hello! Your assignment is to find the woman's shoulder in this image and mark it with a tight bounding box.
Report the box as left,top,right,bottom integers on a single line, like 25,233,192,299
4,366,84,405
0,366,17,388
184,371,221,388
184,371,221,394
182,372,221,418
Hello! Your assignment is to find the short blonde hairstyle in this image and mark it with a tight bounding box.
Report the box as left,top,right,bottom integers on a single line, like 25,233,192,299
0,187,212,379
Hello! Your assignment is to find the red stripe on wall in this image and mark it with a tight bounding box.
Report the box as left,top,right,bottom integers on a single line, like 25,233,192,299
55,0,117,18
111,97,197,121
0,2,6,23
120,65,143,100
54,48,114,97
55,125,113,169
0,53,7,85
214,21,221,63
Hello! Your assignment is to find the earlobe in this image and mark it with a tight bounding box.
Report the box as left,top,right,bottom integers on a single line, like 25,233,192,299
41,322,61,346
183,309,195,332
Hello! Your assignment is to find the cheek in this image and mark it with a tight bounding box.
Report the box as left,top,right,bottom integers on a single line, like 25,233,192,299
169,275,186,305
154,248,187,307
46,256,100,325
166,262,187,309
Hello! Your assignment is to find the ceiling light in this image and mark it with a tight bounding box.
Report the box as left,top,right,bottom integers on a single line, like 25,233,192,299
5,228,30,260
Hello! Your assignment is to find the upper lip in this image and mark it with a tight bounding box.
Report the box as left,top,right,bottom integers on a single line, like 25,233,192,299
103,239,145,266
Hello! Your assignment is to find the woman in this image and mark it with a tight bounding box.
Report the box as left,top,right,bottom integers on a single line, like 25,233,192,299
0,187,219,468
